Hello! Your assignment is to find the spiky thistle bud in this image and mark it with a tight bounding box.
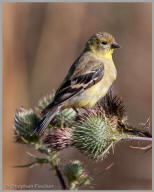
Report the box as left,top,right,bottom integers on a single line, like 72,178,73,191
98,89,126,121
43,127,72,150
72,112,128,159
64,160,84,182
64,160,90,189
14,107,40,143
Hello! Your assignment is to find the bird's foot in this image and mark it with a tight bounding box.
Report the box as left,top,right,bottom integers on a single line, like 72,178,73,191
83,107,96,115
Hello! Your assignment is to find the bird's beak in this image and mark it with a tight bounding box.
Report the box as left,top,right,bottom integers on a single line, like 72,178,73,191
111,41,121,49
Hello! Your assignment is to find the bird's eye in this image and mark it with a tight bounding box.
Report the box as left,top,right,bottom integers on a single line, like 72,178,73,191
102,41,107,45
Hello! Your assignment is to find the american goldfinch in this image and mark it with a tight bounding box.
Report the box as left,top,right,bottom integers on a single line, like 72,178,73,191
34,32,120,135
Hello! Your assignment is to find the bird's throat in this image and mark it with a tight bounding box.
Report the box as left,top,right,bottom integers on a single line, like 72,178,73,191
91,49,113,59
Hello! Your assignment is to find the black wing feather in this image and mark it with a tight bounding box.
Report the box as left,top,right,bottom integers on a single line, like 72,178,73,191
53,68,103,104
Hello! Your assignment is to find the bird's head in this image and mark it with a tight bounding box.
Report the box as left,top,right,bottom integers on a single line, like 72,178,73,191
85,32,120,59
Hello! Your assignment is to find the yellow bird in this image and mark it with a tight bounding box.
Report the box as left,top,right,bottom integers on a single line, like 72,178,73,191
34,32,120,135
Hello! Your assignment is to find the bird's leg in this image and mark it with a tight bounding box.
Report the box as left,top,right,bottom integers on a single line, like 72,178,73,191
83,107,96,115
72,107,83,118
60,111,64,128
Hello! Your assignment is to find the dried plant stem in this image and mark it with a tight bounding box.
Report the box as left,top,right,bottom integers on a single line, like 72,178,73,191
36,145,67,190
125,124,152,138
121,136,152,142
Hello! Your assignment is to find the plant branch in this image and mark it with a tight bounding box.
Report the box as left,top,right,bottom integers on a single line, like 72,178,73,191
124,124,152,138
126,136,152,142
35,144,67,190
121,136,152,142
54,165,67,190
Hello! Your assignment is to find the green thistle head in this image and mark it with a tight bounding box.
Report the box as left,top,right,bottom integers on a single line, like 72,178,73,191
64,160,84,182
72,113,126,159
14,107,40,143
64,160,90,189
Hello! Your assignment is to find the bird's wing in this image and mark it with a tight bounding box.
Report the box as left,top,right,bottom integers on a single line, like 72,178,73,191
42,65,104,115
54,67,104,103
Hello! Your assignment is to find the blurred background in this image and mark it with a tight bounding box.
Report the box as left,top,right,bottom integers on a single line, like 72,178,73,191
3,2,152,190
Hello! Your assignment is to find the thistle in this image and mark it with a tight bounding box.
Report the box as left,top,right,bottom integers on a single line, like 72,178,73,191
98,89,126,120
71,90,152,159
13,89,152,190
14,107,40,143
72,112,123,159
43,127,72,150
64,160,90,189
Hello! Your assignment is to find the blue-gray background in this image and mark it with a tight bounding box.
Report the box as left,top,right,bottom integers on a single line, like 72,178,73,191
3,2,152,190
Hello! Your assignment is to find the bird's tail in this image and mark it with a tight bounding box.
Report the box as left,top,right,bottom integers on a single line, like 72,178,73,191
32,105,61,136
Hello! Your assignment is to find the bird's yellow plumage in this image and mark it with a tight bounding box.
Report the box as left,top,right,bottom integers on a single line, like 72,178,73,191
33,32,120,135
91,48,113,59
65,54,117,108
